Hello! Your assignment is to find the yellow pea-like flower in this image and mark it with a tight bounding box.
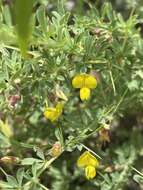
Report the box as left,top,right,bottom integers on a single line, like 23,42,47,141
85,165,96,180
72,74,97,101
44,102,63,122
77,151,99,180
77,151,99,168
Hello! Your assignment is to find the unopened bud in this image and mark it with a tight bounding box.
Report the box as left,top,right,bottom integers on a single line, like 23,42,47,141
51,142,62,157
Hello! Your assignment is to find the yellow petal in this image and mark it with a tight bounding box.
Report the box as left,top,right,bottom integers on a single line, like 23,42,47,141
85,165,96,180
85,75,97,89
44,103,63,122
72,74,85,88
44,108,57,122
72,74,97,89
80,87,90,101
77,151,99,168
56,102,63,114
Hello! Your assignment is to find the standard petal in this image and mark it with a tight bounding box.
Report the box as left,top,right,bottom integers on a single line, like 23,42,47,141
87,152,99,168
77,151,90,167
85,75,97,89
44,108,57,122
77,151,99,168
72,74,85,88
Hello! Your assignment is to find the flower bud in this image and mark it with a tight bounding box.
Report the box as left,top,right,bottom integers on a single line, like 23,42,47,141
51,142,62,157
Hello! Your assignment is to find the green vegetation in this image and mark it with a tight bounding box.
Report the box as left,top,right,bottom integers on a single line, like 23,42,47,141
0,0,143,189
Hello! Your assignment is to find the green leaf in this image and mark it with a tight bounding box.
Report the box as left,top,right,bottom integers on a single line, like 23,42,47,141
0,25,16,44
3,5,12,26
55,127,64,146
133,174,143,184
0,181,13,189
37,5,48,35
14,0,35,57
6,175,18,187
21,158,43,165
34,146,45,160
16,168,24,186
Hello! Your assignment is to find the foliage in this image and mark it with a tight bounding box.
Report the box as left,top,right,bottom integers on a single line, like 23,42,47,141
0,0,143,190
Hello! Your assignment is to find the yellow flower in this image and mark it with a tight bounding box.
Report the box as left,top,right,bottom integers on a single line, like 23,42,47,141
77,151,99,180
85,165,96,180
72,74,97,101
77,151,99,168
44,102,63,122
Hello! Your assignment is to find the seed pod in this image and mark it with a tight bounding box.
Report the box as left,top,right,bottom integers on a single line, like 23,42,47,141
0,156,20,164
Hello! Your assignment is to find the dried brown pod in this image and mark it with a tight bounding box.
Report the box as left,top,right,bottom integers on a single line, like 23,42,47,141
99,128,110,143
0,156,20,164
